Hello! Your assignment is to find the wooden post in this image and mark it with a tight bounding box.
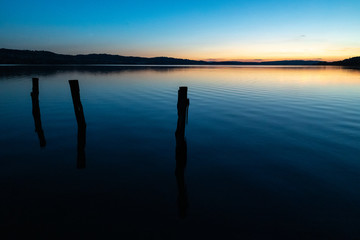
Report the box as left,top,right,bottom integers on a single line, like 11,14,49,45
32,77,39,94
69,80,86,169
69,80,86,128
31,78,46,147
175,86,189,138
175,86,190,218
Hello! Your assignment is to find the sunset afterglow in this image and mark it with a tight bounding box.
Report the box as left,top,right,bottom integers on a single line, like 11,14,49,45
1,0,359,61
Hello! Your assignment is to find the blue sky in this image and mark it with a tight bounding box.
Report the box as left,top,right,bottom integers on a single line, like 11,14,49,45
0,0,359,60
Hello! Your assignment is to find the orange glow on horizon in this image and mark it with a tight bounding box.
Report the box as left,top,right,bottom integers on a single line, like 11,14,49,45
112,43,360,62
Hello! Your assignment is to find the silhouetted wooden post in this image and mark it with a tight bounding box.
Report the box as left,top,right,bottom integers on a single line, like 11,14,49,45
69,80,86,128
31,78,46,147
32,77,39,94
175,87,189,138
69,80,86,169
175,86,190,218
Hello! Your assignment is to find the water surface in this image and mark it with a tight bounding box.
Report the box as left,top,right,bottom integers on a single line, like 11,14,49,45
1,65,360,239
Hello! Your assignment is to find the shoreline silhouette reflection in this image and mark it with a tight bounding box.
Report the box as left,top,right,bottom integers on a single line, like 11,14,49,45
175,86,190,218
30,78,46,147
69,80,86,169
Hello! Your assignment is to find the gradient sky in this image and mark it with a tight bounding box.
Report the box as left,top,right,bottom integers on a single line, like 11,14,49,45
0,0,359,61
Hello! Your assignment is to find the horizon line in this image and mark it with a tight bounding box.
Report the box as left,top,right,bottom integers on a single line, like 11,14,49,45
1,47,357,63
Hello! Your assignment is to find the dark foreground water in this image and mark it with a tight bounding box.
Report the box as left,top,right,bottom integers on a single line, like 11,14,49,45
1,65,360,239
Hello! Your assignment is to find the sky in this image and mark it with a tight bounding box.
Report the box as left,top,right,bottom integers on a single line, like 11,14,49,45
0,0,359,61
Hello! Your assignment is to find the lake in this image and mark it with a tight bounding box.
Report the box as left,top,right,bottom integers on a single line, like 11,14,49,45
1,65,360,239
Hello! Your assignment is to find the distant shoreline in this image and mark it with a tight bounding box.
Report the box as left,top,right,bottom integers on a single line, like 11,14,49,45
0,48,359,66
0,63,335,66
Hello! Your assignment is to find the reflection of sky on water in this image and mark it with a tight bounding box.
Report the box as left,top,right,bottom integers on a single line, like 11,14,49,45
1,66,360,238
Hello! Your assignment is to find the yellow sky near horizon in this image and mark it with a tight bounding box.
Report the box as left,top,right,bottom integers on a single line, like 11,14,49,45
112,42,360,62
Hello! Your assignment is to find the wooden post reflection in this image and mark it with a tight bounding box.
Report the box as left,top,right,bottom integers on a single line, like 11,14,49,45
175,86,190,218
31,78,46,147
69,80,86,169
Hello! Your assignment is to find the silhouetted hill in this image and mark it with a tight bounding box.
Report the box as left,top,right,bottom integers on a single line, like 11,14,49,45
215,60,325,65
0,48,354,65
331,57,360,66
0,49,207,65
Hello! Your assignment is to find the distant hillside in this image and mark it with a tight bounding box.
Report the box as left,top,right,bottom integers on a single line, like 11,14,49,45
215,60,325,65
331,57,360,66
0,49,207,65
0,48,352,65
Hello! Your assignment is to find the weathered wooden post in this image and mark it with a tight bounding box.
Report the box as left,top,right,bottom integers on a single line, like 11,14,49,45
69,80,86,128
32,77,39,94
175,87,189,138
31,78,46,147
69,80,86,169
175,86,190,218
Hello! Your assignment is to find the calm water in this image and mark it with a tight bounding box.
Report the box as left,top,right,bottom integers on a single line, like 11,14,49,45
1,65,360,239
